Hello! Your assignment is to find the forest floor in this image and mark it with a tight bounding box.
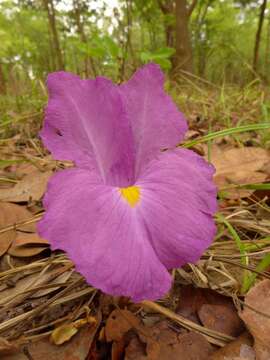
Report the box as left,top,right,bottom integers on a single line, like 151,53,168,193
0,80,270,359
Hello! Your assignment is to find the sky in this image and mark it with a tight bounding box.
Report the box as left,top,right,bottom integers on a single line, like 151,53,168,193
56,0,120,33
57,0,119,14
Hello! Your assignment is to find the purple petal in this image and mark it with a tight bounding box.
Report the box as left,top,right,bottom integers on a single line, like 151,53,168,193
136,148,217,269
120,63,188,177
40,72,135,187
38,148,217,301
38,168,171,302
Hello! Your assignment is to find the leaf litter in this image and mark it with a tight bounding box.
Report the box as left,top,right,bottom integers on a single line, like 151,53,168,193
208,145,270,199
0,126,269,358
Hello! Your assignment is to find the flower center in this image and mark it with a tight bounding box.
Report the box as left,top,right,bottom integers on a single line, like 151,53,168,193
119,186,140,207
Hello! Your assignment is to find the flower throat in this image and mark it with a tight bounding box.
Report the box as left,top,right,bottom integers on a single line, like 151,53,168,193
119,186,140,207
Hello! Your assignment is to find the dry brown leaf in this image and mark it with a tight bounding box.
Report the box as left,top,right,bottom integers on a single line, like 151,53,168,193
149,324,213,360
0,170,52,202
173,332,213,360
198,303,244,337
8,232,49,257
1,319,100,360
176,285,242,332
105,309,141,342
0,202,36,232
0,202,36,256
209,146,270,199
210,333,254,360
0,226,15,257
8,245,47,257
240,280,270,360
12,232,48,246
125,336,148,360
0,337,19,355
51,323,79,345
112,339,126,360
125,326,213,360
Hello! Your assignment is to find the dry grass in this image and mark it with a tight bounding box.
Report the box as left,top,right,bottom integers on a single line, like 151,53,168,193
0,81,270,348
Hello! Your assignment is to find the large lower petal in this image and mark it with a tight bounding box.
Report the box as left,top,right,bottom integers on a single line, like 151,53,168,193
136,148,217,269
120,64,188,177
38,148,217,301
40,72,135,187
38,168,171,302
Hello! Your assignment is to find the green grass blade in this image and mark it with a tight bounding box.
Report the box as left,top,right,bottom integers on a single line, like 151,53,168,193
242,253,270,293
183,123,270,148
0,159,28,168
239,183,270,190
219,183,270,193
216,214,249,293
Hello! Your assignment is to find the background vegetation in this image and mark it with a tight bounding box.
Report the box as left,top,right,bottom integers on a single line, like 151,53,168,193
0,0,269,135
0,0,269,86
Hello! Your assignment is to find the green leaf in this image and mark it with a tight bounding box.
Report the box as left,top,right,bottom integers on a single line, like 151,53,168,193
87,46,106,58
103,36,120,58
154,58,172,70
140,47,175,62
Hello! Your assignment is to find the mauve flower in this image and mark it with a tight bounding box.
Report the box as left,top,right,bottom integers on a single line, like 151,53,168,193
38,64,217,302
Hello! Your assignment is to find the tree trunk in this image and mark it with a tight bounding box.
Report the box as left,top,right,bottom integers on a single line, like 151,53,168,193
72,0,96,77
264,13,270,81
119,0,133,82
43,0,64,70
157,0,175,48
0,63,6,95
253,0,267,73
172,0,193,74
194,0,211,77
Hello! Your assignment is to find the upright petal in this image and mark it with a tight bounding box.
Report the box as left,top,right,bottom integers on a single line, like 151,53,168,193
136,148,217,269
120,64,188,177
40,72,135,187
38,168,171,302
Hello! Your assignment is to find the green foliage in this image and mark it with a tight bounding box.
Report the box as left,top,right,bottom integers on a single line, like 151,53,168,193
0,0,269,90
140,47,175,69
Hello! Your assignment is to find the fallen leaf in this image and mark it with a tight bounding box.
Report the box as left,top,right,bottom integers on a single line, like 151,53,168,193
125,335,148,360
240,279,270,360
51,323,79,345
173,331,213,360
111,339,126,360
0,202,36,232
1,313,101,360
105,309,141,342
125,327,213,360
176,285,241,330
210,332,254,360
0,170,52,202
147,324,213,360
0,337,19,355
176,285,207,323
8,232,49,257
0,202,36,256
198,303,244,337
209,147,270,199
0,226,15,257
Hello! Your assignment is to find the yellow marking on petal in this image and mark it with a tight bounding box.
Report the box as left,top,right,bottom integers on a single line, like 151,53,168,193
119,186,140,207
